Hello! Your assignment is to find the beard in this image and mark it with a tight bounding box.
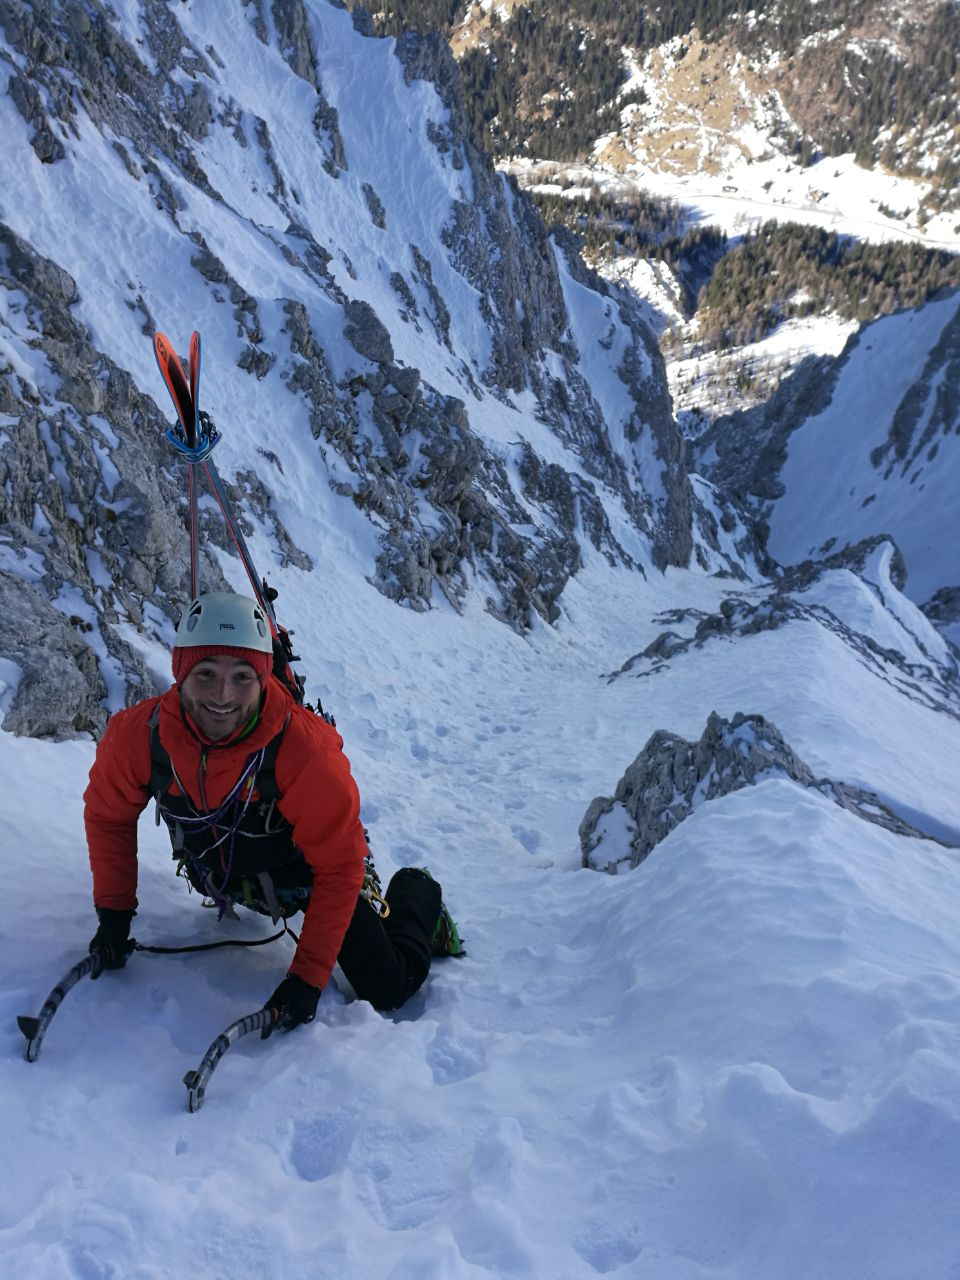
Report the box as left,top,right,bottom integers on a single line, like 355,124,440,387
181,689,260,741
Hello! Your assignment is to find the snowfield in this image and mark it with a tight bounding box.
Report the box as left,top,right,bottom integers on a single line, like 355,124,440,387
503,148,960,256
766,294,960,607
4,549,960,1279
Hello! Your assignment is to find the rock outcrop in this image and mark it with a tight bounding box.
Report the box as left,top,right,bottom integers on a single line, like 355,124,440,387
580,710,948,873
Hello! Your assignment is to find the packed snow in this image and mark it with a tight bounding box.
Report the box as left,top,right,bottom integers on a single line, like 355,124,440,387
4,544,960,1279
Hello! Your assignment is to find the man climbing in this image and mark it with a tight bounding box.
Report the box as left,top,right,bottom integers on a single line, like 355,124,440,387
84,591,461,1031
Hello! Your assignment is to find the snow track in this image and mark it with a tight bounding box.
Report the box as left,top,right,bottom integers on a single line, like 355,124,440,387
4,561,960,1279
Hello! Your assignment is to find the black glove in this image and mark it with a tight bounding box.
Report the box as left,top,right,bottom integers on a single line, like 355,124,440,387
262,973,320,1038
89,907,135,977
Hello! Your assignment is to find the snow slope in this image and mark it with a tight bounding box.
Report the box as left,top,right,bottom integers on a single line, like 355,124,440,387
766,293,960,606
1,3,960,1277
1,4,481,443
668,314,858,430
4,546,960,1279
0,0,689,745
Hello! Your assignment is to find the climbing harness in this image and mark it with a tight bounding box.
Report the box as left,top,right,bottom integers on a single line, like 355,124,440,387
148,707,389,922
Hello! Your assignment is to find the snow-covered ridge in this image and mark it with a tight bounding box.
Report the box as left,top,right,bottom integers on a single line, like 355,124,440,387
584,540,960,872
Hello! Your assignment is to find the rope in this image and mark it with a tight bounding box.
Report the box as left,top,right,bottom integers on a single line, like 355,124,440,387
167,747,265,915
133,928,287,955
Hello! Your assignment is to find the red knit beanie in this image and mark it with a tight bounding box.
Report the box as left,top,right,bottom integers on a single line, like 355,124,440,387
173,643,273,687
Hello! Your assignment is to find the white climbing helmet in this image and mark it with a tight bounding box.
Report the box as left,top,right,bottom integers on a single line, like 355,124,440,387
174,592,273,652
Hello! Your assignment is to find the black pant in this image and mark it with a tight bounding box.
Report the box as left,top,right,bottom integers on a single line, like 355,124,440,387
337,867,442,1011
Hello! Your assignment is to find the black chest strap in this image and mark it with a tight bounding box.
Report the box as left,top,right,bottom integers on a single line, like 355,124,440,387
147,706,289,807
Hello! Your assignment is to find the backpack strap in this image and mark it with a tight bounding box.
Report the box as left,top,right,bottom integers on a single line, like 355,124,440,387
148,704,173,800
251,713,290,805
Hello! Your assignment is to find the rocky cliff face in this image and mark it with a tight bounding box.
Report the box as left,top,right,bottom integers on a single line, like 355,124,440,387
691,293,960,623
0,0,702,737
0,225,218,736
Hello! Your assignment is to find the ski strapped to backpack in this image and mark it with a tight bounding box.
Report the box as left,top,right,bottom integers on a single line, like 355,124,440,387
152,329,305,702
152,330,396,915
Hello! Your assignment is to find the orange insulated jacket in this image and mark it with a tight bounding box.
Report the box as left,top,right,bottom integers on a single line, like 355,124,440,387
84,678,367,989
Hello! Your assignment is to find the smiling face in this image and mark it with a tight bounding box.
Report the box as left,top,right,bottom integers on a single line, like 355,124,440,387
179,654,263,741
